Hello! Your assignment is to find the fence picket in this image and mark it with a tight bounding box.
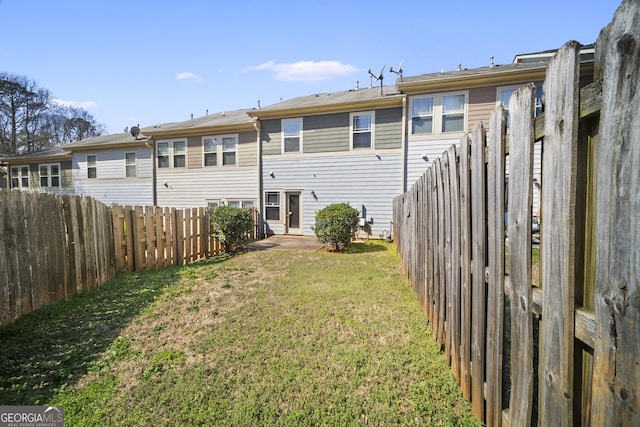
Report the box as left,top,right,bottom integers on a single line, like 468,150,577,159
486,106,507,427
459,134,472,401
539,41,580,427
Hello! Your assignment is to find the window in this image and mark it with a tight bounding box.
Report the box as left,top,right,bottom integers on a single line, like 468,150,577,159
87,155,97,179
226,200,255,209
411,97,434,134
410,92,467,136
265,192,280,221
498,85,544,127
157,140,187,169
173,141,186,168
351,111,374,149
10,166,29,188
39,164,60,188
203,137,218,166
442,94,465,132
222,136,237,166
125,153,137,177
157,142,170,168
282,118,302,153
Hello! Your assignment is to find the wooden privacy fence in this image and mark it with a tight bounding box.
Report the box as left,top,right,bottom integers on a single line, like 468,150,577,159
392,3,638,426
0,192,261,325
0,190,115,326
111,206,261,273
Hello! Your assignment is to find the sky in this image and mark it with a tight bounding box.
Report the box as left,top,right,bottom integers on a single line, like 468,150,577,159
1,0,622,135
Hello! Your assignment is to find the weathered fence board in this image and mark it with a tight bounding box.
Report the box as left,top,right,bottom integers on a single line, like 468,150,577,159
539,41,580,427
459,134,472,401
447,144,461,384
591,0,640,424
470,122,487,420
507,83,536,426
486,105,506,427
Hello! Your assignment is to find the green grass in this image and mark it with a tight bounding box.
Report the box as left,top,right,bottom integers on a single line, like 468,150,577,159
0,242,479,426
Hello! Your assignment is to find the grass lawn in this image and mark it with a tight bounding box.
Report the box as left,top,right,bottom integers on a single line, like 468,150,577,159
0,241,480,426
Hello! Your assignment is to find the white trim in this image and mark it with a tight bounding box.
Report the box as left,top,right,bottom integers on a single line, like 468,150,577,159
281,118,303,154
124,152,137,178
10,165,30,189
349,110,375,150
87,154,97,179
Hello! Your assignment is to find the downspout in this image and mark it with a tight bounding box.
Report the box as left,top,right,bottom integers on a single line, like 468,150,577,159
254,119,263,238
400,96,408,193
145,139,157,206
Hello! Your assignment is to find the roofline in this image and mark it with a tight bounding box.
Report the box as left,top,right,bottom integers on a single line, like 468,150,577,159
399,60,594,94
142,121,257,138
66,139,151,151
398,64,550,93
5,153,72,164
247,95,405,120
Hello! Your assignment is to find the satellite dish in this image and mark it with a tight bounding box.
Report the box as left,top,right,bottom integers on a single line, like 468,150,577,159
130,126,140,138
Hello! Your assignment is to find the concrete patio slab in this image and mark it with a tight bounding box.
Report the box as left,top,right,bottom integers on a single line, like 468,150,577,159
246,235,325,252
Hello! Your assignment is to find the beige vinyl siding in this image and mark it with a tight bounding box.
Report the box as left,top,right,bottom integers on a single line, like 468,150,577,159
468,86,498,133
238,130,257,167
303,113,350,153
187,136,201,169
261,120,282,156
374,107,403,150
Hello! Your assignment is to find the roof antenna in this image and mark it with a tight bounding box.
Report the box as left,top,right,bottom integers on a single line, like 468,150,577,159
389,61,403,82
490,56,495,67
367,65,385,96
257,99,261,109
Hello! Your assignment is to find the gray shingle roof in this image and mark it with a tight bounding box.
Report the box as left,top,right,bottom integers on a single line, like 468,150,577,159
143,109,255,133
251,86,403,115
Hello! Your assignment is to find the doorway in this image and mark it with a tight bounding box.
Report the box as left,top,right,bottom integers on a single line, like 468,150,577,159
286,191,302,235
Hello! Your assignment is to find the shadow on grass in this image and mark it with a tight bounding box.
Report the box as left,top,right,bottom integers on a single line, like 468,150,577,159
0,255,229,405
343,242,388,253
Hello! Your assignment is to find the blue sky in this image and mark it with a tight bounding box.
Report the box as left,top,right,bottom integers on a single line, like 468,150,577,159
2,0,621,134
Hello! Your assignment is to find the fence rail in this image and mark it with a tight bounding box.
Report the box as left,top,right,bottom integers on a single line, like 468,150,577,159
0,192,261,325
392,2,639,425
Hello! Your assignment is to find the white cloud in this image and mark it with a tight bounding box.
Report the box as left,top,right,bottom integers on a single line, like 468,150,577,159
176,71,203,81
243,60,359,82
52,98,98,109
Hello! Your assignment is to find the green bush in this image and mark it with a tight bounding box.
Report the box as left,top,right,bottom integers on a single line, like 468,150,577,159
211,206,254,252
314,203,360,251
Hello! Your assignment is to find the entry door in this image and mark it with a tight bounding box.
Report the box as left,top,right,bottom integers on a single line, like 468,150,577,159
286,192,302,234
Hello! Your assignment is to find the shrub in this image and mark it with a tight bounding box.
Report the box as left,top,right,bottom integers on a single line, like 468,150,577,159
314,203,360,251
211,206,254,253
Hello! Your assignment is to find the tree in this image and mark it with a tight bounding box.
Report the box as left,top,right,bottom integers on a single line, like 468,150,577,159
210,206,254,253
314,203,360,251
0,72,104,155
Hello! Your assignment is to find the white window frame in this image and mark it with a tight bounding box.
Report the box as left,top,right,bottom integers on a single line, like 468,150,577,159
201,134,238,167
125,152,137,178
202,136,218,167
350,111,375,150
87,155,97,179
409,91,468,138
39,163,61,188
221,135,237,166
264,191,281,222
282,118,303,154
10,166,30,189
410,97,434,135
157,139,187,169
226,199,255,209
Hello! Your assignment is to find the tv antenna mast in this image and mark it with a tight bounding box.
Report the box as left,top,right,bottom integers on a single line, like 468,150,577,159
389,61,403,82
368,65,385,96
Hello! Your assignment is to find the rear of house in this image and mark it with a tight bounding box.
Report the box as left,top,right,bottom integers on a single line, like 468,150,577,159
4,147,74,195
143,110,260,210
71,132,154,206
250,87,404,238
